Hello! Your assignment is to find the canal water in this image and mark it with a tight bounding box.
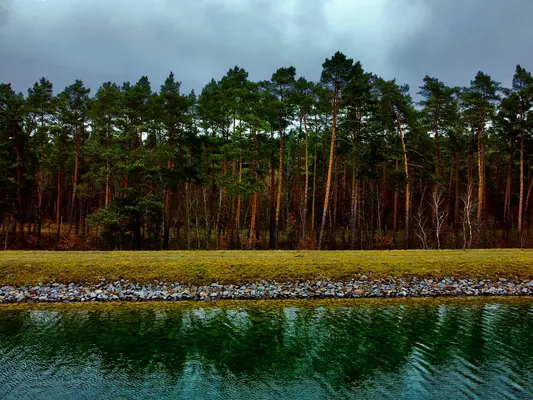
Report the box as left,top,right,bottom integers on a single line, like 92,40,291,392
1,299,533,399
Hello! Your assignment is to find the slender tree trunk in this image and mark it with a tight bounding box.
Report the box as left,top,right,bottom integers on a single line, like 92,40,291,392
202,187,210,249
525,176,533,233
318,85,339,250
519,125,525,239
447,157,454,227
105,158,111,209
504,149,513,230
394,110,410,249
176,149,183,247
249,190,258,247
381,164,388,236
302,114,310,240
269,131,276,249
236,150,243,248
477,127,485,224
209,137,216,245
294,115,302,218
163,160,173,250
350,160,358,248
393,159,399,244
37,148,45,241
434,115,441,181
69,125,80,235
311,117,318,241
454,152,461,245
230,159,237,247
331,157,339,248
185,183,191,249
467,128,474,209
56,170,62,245
247,129,258,249
274,132,284,249
14,142,23,239
249,158,258,249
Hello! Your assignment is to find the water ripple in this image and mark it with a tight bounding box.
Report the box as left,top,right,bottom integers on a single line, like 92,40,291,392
1,300,533,399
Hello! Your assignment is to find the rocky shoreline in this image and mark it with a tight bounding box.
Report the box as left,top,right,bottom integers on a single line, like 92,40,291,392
1,276,533,303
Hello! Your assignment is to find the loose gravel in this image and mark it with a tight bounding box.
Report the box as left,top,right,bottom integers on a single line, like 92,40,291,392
2,276,533,303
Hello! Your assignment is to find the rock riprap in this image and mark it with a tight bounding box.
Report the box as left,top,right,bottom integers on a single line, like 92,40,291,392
1,277,533,303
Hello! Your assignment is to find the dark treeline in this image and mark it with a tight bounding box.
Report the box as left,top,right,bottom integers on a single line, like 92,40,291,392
1,52,532,250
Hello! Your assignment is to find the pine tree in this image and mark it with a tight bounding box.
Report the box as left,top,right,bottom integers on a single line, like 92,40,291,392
463,72,501,229
317,52,353,249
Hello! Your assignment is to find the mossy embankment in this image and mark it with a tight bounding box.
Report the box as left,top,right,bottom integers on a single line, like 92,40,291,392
1,249,533,286
2,296,532,312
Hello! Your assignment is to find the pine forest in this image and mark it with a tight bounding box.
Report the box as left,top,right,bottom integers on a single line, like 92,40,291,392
1,51,532,251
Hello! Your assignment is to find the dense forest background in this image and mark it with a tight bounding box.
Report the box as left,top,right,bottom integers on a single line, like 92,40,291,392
1,51,532,250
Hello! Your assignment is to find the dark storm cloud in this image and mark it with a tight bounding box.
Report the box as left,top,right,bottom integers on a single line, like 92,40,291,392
388,0,533,92
0,0,334,94
2,0,531,96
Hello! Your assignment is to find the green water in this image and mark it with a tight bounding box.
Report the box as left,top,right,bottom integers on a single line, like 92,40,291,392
1,300,533,399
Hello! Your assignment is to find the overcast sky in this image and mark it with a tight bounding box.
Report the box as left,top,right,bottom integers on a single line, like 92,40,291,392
1,0,532,96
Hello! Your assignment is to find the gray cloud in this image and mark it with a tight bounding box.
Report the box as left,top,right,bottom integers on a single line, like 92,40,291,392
1,0,531,96
0,0,13,29
388,0,533,92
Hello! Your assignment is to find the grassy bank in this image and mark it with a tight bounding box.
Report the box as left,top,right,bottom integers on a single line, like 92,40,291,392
1,250,533,285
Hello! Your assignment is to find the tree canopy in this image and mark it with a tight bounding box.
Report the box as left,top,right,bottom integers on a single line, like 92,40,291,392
1,53,532,250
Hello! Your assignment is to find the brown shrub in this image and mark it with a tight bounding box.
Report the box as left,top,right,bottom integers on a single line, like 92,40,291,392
296,237,316,250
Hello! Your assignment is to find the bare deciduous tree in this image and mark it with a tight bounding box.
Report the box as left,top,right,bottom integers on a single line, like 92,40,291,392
430,186,448,249
460,189,476,250
415,188,429,249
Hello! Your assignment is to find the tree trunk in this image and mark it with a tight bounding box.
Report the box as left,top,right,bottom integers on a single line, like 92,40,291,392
185,183,191,249
381,164,388,236
37,148,45,241
269,131,276,249
230,159,237,247
454,152,461,245
519,125,525,239
294,115,302,219
311,118,318,241
14,142,23,239
394,110,410,249
69,124,80,236
350,160,357,248
249,158,258,249
393,159,399,244
176,149,183,247
331,157,339,248
447,157,454,227
468,128,474,208
105,158,111,209
525,176,533,233
302,113,310,240
504,149,513,230
477,127,485,224
236,150,243,248
163,159,173,250
56,170,62,245
274,132,284,249
318,84,339,250
434,114,441,180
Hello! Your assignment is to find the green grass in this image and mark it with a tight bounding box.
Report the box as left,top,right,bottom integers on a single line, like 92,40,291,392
1,249,533,285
